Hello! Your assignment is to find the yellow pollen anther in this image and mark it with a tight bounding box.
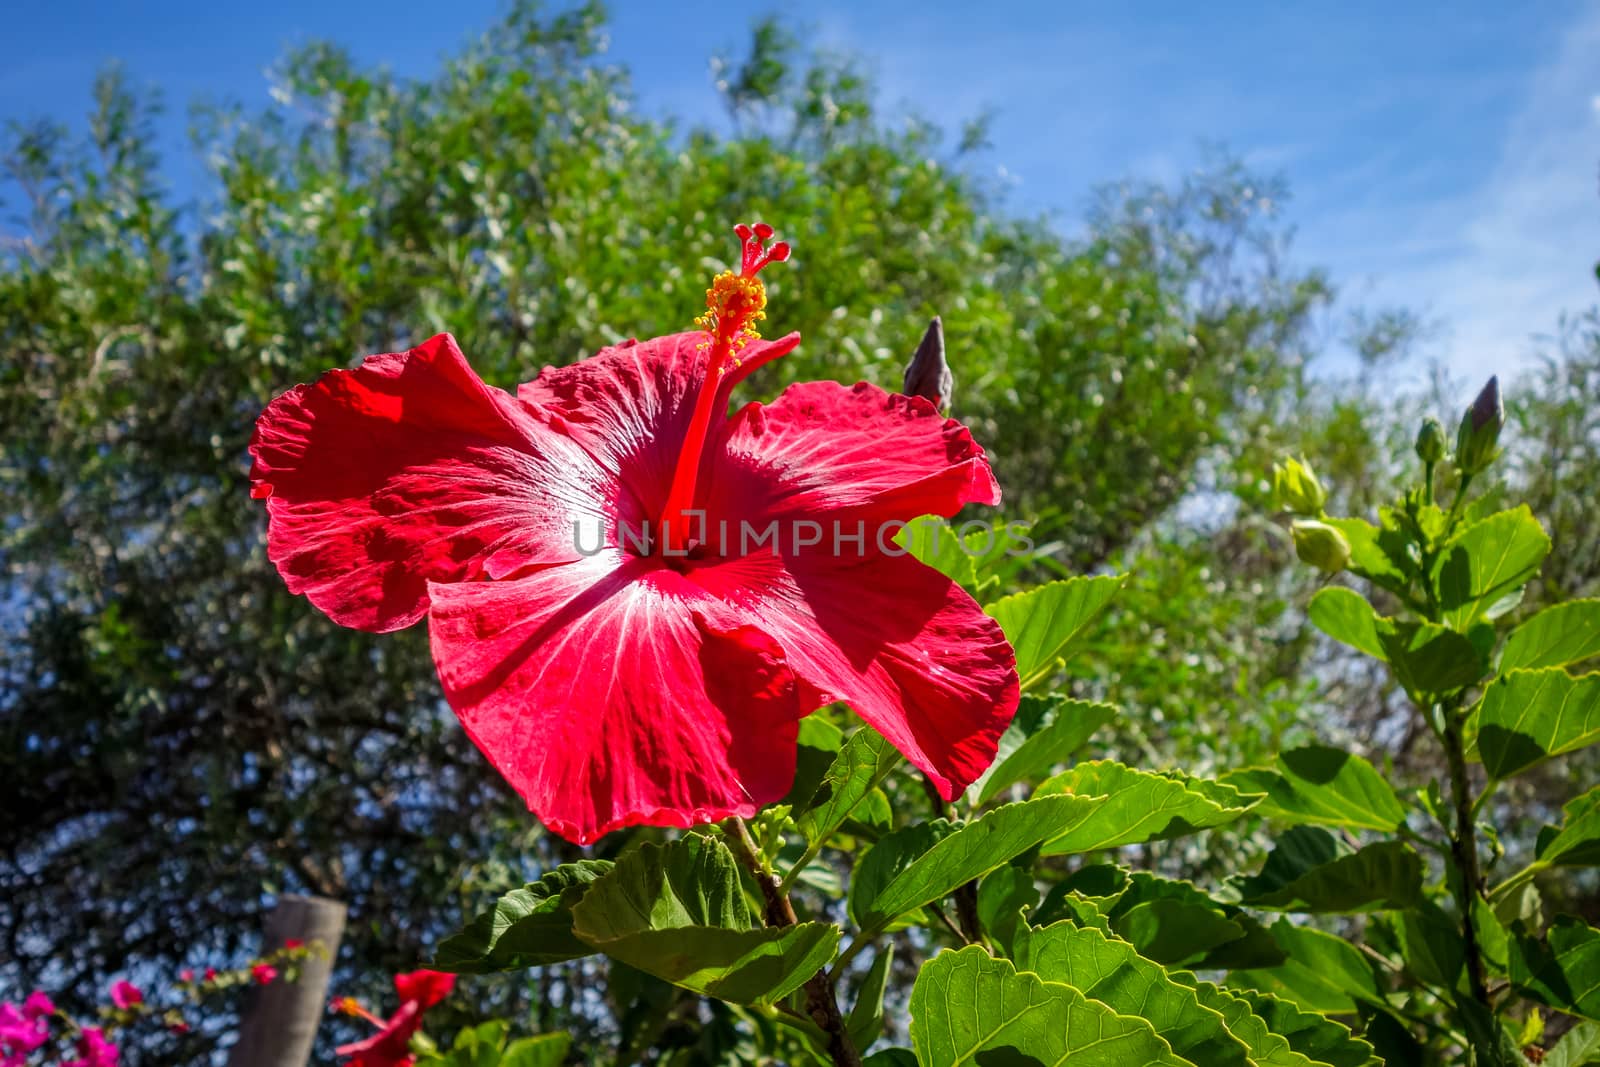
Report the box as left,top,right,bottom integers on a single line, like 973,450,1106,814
695,271,767,356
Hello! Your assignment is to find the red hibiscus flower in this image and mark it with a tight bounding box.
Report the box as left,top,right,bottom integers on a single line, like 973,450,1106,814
251,222,1019,844
334,970,455,1067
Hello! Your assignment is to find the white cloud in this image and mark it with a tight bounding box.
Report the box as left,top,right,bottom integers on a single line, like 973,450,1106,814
1329,8,1600,385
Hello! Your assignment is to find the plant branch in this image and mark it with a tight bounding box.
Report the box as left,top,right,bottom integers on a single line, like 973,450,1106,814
726,818,861,1067
1440,704,1492,1011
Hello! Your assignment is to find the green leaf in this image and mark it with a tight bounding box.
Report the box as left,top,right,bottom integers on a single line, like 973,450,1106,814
1231,919,1382,1014
986,574,1126,687
1181,980,1318,1067
1306,588,1484,692
1545,1020,1600,1067
1431,505,1551,629
1224,745,1406,832
1016,921,1255,1067
1308,586,1388,660
898,516,979,589
848,821,952,929
1089,871,1267,968
861,1052,919,1067
797,726,899,845
1379,620,1486,695
1454,993,1528,1067
1397,902,1466,988
1325,516,1411,593
1537,786,1600,868
1198,910,1294,970
846,943,894,1049
501,1033,573,1067
1511,916,1600,1022
432,861,612,973
1475,895,1511,971
1234,988,1382,1067
1470,668,1600,779
1232,828,1423,912
570,837,838,1005
851,795,1104,931
908,946,1189,1067
1361,1008,1425,1067
1501,600,1600,672
1114,898,1246,967
1036,760,1260,854
969,695,1115,804
784,716,844,809
449,1020,509,1060
976,864,1039,956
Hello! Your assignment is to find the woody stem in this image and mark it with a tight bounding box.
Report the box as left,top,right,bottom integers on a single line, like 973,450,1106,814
725,818,861,1067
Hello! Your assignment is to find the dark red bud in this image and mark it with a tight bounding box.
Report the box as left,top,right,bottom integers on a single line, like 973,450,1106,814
903,316,954,411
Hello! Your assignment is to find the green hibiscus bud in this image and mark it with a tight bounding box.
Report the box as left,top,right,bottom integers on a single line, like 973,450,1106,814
1415,415,1446,466
1271,456,1327,516
1455,375,1503,475
1292,518,1351,574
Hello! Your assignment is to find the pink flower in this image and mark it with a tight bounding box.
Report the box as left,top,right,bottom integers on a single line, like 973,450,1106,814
109,980,142,1010
284,938,304,951
0,1000,49,1060
251,963,279,984
65,1026,117,1067
20,993,52,1022
251,222,1018,844
179,969,195,983
203,968,218,982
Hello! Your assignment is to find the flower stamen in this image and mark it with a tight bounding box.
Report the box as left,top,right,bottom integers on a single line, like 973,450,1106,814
658,222,791,555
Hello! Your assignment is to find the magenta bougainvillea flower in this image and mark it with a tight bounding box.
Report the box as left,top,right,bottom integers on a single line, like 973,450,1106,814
108,981,142,1010
252,223,1019,844
0,999,49,1064
65,1027,117,1067
334,970,456,1067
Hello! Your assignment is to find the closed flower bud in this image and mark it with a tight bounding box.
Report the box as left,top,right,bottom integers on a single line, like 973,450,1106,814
1415,416,1446,465
1455,375,1503,475
903,316,954,411
1292,518,1350,574
1271,456,1326,516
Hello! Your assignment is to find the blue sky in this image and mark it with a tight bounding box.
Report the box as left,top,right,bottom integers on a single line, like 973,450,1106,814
5,1,1598,382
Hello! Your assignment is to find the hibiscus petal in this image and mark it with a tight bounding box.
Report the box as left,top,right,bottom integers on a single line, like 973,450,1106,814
689,547,1018,800
336,1001,421,1067
426,553,812,845
712,379,1000,525
251,334,624,632
391,970,455,1010
516,331,801,519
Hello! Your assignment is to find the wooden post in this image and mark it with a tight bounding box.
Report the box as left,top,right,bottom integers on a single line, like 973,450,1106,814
228,894,347,1067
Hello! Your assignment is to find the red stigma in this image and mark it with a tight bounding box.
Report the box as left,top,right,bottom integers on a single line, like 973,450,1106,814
737,221,791,277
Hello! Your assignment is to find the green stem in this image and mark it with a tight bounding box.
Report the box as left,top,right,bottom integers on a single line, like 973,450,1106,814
1469,778,1500,822
777,841,822,897
1397,823,1453,859
1488,861,1546,904
1445,472,1475,533
832,934,869,979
